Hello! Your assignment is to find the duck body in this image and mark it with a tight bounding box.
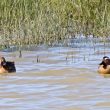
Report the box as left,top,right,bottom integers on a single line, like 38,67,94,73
0,57,16,74
98,56,110,74
98,65,110,74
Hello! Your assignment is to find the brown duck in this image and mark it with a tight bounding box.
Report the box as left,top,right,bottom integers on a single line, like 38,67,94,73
98,56,110,74
0,57,16,74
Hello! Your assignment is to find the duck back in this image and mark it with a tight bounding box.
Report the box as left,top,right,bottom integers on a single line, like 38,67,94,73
2,61,16,72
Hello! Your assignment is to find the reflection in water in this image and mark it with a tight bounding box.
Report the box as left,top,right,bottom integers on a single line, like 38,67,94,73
99,73,110,78
0,43,110,110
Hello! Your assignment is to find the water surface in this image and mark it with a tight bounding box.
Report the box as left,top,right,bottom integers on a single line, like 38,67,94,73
0,42,110,110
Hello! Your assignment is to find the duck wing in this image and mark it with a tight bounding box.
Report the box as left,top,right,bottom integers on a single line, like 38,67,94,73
3,61,16,72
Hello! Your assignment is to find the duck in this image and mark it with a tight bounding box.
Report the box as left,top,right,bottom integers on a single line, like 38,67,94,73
98,56,110,74
0,57,16,74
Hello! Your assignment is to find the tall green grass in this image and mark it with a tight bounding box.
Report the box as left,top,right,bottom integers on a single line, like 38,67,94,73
0,0,110,47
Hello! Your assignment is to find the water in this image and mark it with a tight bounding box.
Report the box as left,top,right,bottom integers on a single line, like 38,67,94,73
1,41,110,110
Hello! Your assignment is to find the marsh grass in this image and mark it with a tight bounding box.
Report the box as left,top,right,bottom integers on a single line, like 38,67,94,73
0,0,110,49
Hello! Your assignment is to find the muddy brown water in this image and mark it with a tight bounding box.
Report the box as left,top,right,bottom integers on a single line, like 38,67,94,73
0,45,110,110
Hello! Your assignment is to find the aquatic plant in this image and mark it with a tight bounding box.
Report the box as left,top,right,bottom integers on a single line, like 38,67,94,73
0,0,110,47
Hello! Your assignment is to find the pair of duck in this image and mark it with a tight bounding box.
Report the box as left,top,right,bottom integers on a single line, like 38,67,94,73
0,56,110,74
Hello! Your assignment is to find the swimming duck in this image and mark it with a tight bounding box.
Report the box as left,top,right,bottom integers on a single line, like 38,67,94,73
0,57,16,74
98,56,110,74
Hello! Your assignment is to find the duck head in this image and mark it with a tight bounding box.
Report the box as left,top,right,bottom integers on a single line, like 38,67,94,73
99,56,110,69
103,56,109,60
0,57,6,66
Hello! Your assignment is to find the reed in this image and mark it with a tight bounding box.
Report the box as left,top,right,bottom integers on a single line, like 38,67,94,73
0,0,110,47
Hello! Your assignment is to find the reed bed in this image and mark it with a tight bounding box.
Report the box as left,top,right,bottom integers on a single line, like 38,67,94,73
0,0,110,48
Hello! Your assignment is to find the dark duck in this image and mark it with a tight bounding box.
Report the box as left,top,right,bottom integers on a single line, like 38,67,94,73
98,56,110,74
0,57,16,74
